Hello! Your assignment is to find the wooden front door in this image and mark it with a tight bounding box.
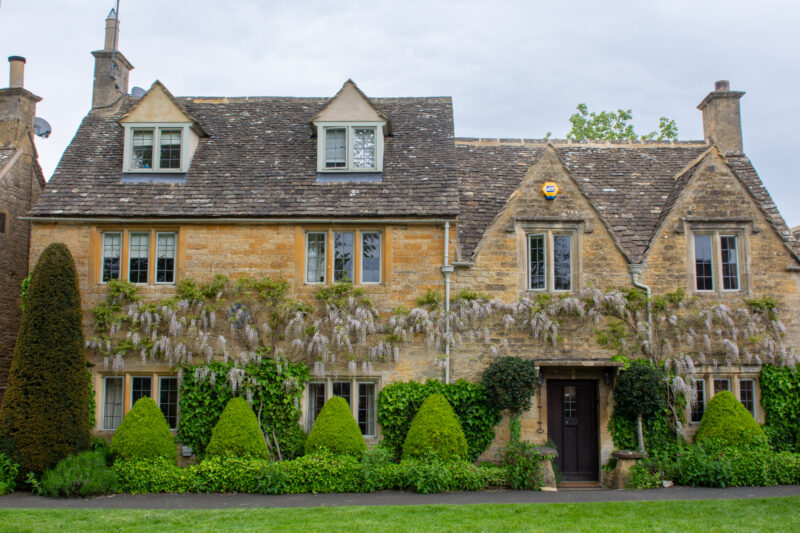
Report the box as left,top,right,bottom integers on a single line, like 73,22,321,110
547,380,598,481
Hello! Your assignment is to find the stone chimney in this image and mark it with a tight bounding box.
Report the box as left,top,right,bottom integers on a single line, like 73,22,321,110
0,56,42,148
91,8,134,108
697,80,745,154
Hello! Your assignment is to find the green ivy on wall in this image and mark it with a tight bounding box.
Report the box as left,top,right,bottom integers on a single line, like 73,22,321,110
760,365,800,452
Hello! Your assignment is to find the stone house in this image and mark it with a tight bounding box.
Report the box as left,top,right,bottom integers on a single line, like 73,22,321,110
0,57,46,404
23,12,800,483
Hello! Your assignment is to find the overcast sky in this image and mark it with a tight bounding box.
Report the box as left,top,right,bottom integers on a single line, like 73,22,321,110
1,1,798,226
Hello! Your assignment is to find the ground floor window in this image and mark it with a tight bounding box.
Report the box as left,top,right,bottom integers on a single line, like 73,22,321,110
100,373,178,430
739,378,756,416
159,377,179,429
690,379,705,423
103,376,124,430
306,378,377,436
689,374,759,423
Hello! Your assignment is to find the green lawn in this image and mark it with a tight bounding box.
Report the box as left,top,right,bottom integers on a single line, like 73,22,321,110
0,497,797,532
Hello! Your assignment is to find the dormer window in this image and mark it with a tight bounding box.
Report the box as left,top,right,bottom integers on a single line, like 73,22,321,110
123,124,190,173
317,123,382,172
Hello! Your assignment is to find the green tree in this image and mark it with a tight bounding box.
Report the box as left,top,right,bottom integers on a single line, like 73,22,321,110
0,243,91,477
612,360,668,454
567,104,678,141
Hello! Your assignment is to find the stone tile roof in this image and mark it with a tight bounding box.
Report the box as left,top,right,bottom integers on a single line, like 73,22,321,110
31,96,459,218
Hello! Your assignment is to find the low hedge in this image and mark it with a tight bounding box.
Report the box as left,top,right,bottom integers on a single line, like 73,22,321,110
113,451,509,495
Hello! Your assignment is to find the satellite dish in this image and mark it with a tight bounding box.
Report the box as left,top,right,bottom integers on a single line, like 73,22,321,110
131,86,146,98
34,117,51,139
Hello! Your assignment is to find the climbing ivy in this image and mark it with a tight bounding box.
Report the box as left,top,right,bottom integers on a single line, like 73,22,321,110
760,364,800,452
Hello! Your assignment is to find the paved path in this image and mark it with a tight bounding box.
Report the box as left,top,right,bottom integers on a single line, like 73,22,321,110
0,485,797,509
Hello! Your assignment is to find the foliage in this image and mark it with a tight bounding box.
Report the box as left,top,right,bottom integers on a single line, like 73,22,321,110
0,453,18,495
38,450,117,498
759,365,800,452
402,394,468,461
206,397,270,459
304,397,365,457
695,391,767,448
274,423,307,461
19,274,30,311
377,380,500,461
481,356,538,417
113,457,194,494
178,358,307,458
608,408,679,457
111,397,177,462
627,459,662,489
567,103,678,141
0,243,90,478
613,360,667,420
415,289,442,309
502,440,544,490
673,440,800,488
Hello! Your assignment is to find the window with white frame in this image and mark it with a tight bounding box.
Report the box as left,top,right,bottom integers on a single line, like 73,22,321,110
103,376,124,430
128,232,150,284
691,379,705,423
316,124,383,172
159,377,179,430
102,232,122,282
306,378,378,436
156,232,177,284
527,230,576,291
304,229,383,285
692,232,743,292
124,124,189,173
739,378,756,416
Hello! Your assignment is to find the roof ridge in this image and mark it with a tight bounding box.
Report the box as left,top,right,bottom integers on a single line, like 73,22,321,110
455,137,708,147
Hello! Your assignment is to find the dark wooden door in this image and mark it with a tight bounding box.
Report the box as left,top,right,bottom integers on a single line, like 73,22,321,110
547,380,598,481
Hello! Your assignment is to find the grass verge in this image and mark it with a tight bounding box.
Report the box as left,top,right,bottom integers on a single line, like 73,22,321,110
0,496,797,532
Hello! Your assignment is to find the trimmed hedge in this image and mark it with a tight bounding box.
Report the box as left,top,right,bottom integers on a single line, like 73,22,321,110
377,380,501,461
695,391,766,448
0,243,91,477
402,394,468,461
759,365,800,452
38,450,118,498
304,397,366,457
110,397,176,462
206,397,270,459
481,356,538,416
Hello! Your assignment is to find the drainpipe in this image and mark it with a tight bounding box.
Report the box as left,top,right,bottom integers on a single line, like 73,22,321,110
627,263,653,351
442,221,454,384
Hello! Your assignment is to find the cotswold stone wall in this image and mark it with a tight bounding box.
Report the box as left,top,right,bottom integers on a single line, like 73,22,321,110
0,147,43,404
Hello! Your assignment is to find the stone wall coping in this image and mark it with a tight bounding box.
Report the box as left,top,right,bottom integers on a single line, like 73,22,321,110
612,450,644,460
535,446,558,457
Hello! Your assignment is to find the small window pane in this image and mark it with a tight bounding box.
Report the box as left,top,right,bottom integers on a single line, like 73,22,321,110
563,386,577,420
334,231,354,282
131,130,154,169
333,381,352,406
529,234,545,290
691,380,705,423
308,382,326,431
131,376,152,406
361,232,381,283
358,382,376,436
156,233,176,284
128,232,150,284
714,378,730,394
553,234,572,291
739,379,755,417
159,129,182,169
103,377,124,430
306,233,326,283
102,232,122,282
353,128,376,169
159,377,179,430
720,236,739,290
325,128,346,168
694,235,713,291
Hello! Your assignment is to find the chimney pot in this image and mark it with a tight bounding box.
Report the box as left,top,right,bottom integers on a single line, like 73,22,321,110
714,80,730,91
104,9,120,51
8,56,25,89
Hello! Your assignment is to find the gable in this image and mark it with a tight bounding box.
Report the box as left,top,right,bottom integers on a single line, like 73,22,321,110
312,80,390,133
120,81,193,124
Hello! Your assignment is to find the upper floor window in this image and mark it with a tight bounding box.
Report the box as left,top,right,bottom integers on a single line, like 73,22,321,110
305,229,383,285
316,124,383,172
527,231,575,291
101,229,177,285
693,233,741,292
123,124,190,173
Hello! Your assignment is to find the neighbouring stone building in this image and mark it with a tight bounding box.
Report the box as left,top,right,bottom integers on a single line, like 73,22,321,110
22,12,800,483
0,56,46,404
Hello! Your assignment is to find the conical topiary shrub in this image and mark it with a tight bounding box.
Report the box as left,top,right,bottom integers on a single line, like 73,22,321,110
110,397,177,462
696,390,767,448
206,397,269,459
402,393,468,461
0,243,90,478
304,396,366,457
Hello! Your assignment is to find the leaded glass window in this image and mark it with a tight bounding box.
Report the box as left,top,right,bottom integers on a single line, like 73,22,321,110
739,379,755,416
361,232,381,283
529,234,545,290
131,130,153,169
159,377,179,429
695,235,713,291
553,234,572,291
333,381,352,406
103,377,124,430
159,129,182,169
691,379,705,423
714,378,730,394
325,128,347,168
353,128,376,169
720,235,739,290
131,376,152,405
102,232,122,282
334,231,354,282
358,382,376,436
307,382,326,431
128,232,150,284
156,232,176,284
306,232,326,283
